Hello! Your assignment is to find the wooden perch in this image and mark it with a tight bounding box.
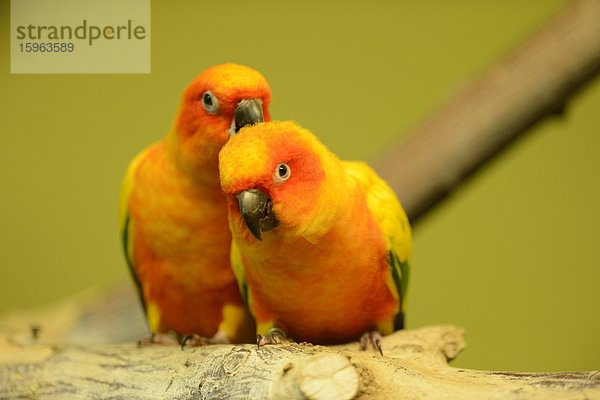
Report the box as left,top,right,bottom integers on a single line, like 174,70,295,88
1,320,599,399
1,286,598,399
374,0,600,224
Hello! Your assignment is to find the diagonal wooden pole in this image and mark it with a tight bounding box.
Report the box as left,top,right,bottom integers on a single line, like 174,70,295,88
373,0,600,224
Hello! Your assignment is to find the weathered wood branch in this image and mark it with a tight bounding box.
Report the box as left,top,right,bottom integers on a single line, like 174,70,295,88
374,0,600,224
1,321,598,399
1,286,599,399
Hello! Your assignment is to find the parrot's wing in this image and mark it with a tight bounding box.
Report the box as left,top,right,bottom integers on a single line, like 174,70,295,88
231,239,280,336
119,151,147,314
344,161,412,331
230,239,251,308
230,240,246,299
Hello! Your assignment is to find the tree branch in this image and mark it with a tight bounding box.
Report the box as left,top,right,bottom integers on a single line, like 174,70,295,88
1,321,598,399
373,0,600,224
1,286,598,399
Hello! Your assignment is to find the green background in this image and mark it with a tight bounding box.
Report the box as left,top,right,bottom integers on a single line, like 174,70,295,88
1,1,598,372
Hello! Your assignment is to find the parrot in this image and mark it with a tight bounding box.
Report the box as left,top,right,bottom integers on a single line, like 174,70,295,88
218,120,412,354
119,63,272,345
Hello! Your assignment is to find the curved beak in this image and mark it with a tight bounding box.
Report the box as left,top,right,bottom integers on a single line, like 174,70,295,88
236,189,279,241
231,99,264,136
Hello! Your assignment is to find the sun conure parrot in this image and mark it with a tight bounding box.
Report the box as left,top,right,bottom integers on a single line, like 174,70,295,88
218,120,412,354
119,63,272,345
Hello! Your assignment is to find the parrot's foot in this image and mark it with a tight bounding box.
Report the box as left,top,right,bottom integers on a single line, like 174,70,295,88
180,330,230,349
257,327,289,349
359,330,384,356
137,333,181,347
180,334,209,349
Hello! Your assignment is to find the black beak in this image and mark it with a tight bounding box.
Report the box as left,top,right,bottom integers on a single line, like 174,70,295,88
236,189,279,241
233,99,264,135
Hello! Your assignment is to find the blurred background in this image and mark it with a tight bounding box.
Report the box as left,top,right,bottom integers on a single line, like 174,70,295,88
1,0,598,372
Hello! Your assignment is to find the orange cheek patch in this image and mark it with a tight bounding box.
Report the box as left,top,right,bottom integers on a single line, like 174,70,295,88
270,147,325,222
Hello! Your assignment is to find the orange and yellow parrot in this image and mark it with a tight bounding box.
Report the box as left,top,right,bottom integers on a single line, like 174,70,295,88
218,121,412,353
120,63,271,345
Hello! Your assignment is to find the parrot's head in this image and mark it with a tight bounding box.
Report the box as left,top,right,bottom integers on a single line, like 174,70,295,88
219,121,344,243
171,63,272,181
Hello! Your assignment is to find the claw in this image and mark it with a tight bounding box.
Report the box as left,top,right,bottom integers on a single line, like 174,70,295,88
359,330,384,356
374,336,383,356
256,327,289,348
181,329,231,349
359,333,369,351
137,333,180,347
181,335,191,349
180,334,209,349
137,332,210,348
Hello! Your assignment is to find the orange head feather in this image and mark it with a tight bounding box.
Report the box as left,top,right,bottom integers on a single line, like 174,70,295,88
219,121,347,242
169,63,272,183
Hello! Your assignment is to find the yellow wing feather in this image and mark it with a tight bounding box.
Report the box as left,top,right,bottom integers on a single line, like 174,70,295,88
343,161,412,261
343,161,412,330
119,147,152,316
229,239,247,305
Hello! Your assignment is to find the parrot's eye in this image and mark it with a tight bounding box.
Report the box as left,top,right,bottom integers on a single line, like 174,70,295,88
201,91,219,114
274,163,291,183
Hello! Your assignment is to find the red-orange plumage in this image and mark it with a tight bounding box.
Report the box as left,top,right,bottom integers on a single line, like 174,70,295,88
235,194,397,344
121,64,272,343
129,144,240,335
219,121,412,345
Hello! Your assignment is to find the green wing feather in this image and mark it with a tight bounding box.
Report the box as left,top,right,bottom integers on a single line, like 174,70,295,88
388,250,410,330
119,152,147,314
230,239,251,309
121,212,146,314
343,161,412,331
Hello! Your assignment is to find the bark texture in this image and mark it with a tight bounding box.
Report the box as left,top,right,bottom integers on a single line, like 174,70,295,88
0,287,598,400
